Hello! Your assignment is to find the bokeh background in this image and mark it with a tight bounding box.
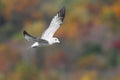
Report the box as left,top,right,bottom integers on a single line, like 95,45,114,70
0,0,120,80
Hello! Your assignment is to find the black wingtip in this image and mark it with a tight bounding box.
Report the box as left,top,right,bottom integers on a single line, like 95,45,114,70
61,7,65,11
23,30,31,37
23,30,36,39
23,30,27,36
58,7,66,21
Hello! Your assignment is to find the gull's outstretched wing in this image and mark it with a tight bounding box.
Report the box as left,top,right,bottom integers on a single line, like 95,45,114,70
41,7,65,40
23,30,36,42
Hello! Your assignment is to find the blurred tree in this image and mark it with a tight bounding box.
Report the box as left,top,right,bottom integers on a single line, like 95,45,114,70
0,1,6,26
0,1,4,12
83,43,102,56
35,47,45,69
0,14,6,26
10,62,38,80
108,49,118,67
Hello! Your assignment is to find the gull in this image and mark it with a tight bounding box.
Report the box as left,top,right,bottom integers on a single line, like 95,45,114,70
23,7,65,48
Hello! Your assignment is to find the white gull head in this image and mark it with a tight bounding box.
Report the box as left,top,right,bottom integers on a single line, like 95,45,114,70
49,37,60,45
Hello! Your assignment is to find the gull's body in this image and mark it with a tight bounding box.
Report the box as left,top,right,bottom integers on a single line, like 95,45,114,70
23,7,65,48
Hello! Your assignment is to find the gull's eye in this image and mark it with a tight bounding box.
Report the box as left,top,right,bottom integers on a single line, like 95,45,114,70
55,38,57,41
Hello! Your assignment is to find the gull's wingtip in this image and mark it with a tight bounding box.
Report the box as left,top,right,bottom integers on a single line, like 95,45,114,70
58,7,66,21
23,30,27,36
61,7,65,11
23,30,31,37
60,7,65,14
23,30,26,36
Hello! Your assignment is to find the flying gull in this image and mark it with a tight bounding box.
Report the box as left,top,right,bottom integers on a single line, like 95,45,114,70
23,7,65,48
